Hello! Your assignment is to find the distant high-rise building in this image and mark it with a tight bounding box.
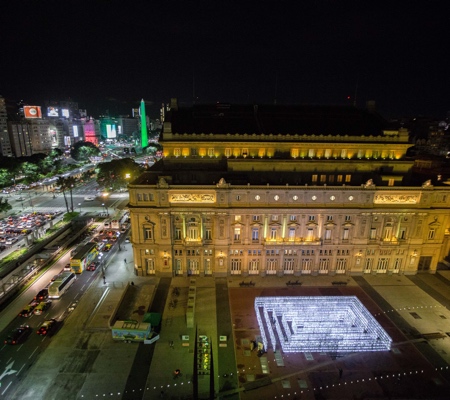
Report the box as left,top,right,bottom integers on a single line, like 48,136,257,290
8,120,33,156
0,96,13,157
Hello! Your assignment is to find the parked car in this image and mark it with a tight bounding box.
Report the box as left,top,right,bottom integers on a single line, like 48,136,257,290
4,325,32,344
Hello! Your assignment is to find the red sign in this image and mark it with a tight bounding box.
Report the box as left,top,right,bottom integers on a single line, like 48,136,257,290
24,106,42,119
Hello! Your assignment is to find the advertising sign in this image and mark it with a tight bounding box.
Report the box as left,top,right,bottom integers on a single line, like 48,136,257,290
106,124,117,138
47,107,59,117
24,106,42,119
61,109,70,118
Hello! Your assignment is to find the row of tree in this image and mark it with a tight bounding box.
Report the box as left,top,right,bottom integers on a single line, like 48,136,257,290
0,142,101,188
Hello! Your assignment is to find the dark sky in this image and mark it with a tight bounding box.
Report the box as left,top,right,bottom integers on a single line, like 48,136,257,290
1,0,449,119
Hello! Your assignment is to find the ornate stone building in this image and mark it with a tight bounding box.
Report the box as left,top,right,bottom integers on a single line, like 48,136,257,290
127,100,450,277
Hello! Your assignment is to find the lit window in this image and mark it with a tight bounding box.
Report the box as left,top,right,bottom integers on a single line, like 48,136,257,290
234,228,241,241
252,228,259,241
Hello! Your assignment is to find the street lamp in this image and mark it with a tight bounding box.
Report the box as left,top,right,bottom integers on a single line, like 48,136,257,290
102,203,108,216
70,184,74,212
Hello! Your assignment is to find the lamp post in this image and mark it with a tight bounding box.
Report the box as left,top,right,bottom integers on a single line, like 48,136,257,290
70,184,74,212
102,203,108,216
102,193,110,216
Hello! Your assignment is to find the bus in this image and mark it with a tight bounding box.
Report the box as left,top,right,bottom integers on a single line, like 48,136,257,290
70,243,98,274
48,272,76,299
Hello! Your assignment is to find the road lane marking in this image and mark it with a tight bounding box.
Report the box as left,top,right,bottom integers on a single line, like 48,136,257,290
1,381,12,395
28,346,38,360
15,363,25,376
0,361,17,380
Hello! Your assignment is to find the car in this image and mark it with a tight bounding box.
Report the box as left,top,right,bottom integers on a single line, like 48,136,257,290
5,237,18,245
64,263,71,271
87,261,99,271
33,300,52,315
84,196,95,201
36,319,57,336
125,237,130,243
4,325,32,345
34,288,49,301
104,244,112,252
19,301,38,317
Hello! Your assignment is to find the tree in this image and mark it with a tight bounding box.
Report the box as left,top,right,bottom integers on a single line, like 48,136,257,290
65,176,77,212
21,162,41,183
56,176,70,213
96,158,143,191
70,141,100,162
0,197,12,214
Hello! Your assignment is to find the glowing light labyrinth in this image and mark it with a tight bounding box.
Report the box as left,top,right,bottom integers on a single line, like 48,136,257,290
255,296,392,353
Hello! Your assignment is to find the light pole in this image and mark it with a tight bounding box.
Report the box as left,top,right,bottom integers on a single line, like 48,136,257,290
102,203,108,216
70,184,74,212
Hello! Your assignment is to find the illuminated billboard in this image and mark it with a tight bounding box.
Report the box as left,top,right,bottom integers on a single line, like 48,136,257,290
61,109,69,118
106,124,117,138
24,106,42,119
47,107,59,117
73,125,79,137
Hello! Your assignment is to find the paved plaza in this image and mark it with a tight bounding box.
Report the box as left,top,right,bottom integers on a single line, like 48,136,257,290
4,248,450,399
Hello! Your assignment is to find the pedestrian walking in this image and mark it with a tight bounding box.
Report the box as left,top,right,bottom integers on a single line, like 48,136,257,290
124,258,127,264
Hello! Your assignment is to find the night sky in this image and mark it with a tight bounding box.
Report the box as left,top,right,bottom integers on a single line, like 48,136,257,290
1,1,449,119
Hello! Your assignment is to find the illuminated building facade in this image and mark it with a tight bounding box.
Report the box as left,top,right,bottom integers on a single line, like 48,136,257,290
127,99,450,277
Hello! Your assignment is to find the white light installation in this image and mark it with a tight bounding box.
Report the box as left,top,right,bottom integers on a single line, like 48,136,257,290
255,296,392,353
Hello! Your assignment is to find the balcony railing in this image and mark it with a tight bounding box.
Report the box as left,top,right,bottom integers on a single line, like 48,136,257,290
264,237,321,245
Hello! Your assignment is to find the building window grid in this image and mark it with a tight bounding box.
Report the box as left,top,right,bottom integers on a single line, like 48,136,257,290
249,259,259,275
231,258,242,275
252,228,259,241
377,258,389,273
365,258,373,272
336,258,347,274
266,259,278,274
319,258,329,273
283,258,295,274
301,259,312,274
144,228,153,240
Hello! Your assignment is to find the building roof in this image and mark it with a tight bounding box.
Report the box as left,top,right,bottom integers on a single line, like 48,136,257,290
165,103,392,137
